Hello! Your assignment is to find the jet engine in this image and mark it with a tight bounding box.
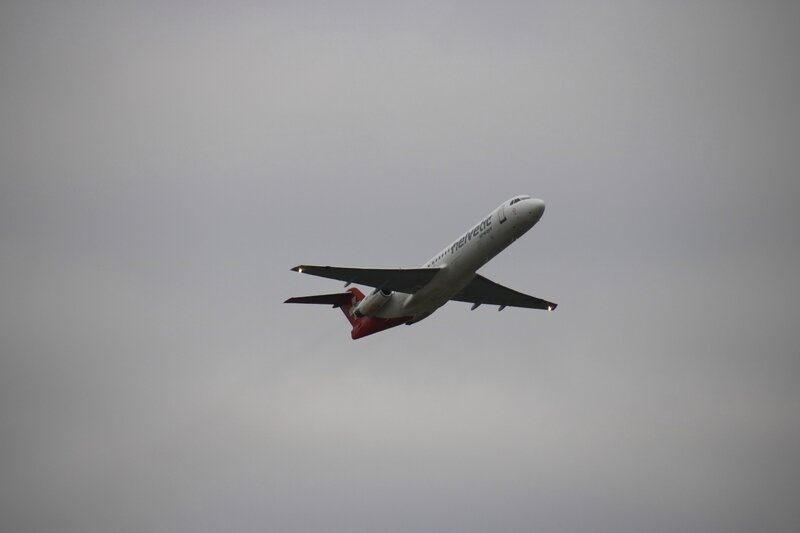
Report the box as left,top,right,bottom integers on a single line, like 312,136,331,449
353,289,393,317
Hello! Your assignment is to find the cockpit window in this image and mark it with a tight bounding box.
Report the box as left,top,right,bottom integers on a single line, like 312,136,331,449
509,195,531,206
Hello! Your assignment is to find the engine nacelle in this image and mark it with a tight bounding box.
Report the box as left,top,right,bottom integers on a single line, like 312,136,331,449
353,289,393,317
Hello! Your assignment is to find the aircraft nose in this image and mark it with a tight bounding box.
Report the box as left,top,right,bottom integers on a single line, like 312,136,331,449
528,198,545,224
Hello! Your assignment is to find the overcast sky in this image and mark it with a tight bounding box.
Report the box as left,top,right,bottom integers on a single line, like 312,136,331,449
1,1,799,532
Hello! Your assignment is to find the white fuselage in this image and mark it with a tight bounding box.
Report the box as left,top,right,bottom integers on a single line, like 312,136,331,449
374,196,546,322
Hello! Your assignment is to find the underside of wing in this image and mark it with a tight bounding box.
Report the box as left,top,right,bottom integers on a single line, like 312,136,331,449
452,273,557,310
290,265,441,294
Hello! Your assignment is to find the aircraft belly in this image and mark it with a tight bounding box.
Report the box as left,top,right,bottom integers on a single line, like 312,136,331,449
375,229,508,320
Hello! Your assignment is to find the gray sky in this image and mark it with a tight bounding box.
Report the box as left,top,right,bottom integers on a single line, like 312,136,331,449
1,1,799,532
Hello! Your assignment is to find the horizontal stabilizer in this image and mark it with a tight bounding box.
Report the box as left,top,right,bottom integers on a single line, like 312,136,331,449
284,292,354,308
290,265,441,294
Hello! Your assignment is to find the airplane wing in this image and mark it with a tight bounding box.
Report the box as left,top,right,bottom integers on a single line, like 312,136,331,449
290,265,441,294
452,273,557,310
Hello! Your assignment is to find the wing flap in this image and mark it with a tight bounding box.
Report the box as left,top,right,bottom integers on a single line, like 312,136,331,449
453,273,557,311
291,265,440,293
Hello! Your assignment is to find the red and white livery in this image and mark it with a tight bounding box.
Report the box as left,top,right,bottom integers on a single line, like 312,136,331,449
285,196,557,339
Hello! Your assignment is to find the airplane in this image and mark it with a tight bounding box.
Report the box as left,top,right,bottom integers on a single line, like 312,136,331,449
285,195,557,339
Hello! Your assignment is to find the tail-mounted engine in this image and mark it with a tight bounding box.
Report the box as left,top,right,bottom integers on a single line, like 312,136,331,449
352,288,393,317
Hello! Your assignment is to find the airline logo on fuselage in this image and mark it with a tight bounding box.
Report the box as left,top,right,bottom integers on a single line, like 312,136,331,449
450,215,492,254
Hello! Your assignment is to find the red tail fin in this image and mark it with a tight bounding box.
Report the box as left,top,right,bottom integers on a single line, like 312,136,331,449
339,287,365,327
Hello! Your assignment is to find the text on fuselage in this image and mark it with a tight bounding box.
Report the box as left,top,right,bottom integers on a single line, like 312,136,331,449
450,215,492,254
